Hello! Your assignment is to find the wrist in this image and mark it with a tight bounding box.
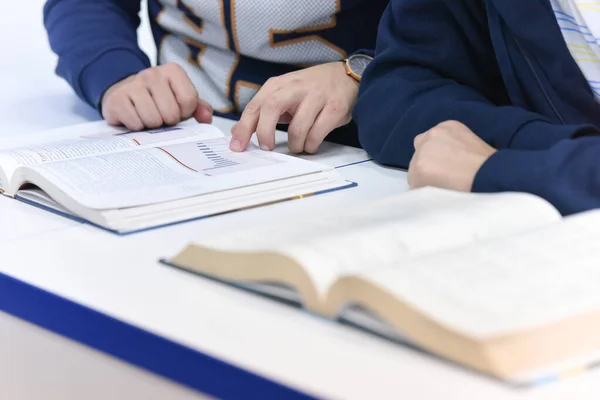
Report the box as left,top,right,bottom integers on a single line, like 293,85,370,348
344,54,374,83
80,49,149,110
99,73,139,113
340,62,360,89
468,151,496,191
472,149,519,193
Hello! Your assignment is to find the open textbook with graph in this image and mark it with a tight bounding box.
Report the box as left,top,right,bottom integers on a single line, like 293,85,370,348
166,187,600,385
0,122,352,233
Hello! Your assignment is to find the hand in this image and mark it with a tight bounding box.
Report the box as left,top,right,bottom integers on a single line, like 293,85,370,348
230,61,359,154
408,121,497,191
101,63,213,131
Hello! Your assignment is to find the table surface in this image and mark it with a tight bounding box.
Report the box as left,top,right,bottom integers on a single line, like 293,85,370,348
2,2,600,399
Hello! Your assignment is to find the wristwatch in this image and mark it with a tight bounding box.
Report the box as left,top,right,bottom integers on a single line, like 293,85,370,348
344,54,373,82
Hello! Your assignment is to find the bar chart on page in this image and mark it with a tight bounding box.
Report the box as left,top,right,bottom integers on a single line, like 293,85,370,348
158,138,282,176
198,142,240,172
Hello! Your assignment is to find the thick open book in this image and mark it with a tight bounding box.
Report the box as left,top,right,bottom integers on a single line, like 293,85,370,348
166,187,600,385
0,122,352,234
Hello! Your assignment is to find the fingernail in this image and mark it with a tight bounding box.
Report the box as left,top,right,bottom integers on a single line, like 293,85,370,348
230,139,242,151
260,144,270,151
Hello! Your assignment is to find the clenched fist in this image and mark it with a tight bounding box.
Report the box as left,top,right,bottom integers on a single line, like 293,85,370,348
408,121,497,192
101,63,213,131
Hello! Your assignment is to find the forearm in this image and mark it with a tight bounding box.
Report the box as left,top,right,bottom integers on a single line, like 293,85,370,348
44,0,150,109
474,135,600,215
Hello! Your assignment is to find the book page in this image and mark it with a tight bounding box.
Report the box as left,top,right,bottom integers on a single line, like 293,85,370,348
0,124,223,188
17,138,329,210
358,209,600,338
196,188,561,298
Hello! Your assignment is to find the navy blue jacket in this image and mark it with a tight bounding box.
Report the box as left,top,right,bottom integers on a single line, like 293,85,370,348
354,0,600,215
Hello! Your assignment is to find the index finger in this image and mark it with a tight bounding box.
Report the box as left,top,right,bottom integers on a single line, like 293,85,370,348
255,89,305,151
231,100,262,152
230,79,281,151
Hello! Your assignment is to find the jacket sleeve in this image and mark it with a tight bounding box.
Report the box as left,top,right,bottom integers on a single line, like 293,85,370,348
474,135,600,215
44,0,151,110
353,0,595,169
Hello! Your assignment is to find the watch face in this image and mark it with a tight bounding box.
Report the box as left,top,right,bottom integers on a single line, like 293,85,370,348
348,54,373,77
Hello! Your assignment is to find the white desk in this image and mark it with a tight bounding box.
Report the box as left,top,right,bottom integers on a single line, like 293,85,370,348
2,2,600,399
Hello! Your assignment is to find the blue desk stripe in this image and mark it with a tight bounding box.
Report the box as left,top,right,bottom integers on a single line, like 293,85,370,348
0,272,316,399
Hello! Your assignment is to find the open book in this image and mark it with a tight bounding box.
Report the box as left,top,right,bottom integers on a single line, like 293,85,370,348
165,187,600,385
0,123,352,234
